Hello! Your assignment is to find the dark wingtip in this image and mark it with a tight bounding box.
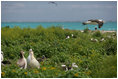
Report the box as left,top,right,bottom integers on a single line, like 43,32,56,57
82,22,86,25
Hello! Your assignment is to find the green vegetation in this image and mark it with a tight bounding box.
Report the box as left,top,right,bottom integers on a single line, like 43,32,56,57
1,26,117,78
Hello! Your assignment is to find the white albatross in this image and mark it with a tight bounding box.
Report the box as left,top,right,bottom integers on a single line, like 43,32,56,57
1,51,4,66
1,51,3,63
27,49,40,69
17,51,27,69
66,36,70,39
83,19,104,28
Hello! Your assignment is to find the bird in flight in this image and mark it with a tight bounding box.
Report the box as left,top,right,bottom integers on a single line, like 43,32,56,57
82,19,104,29
48,1,58,6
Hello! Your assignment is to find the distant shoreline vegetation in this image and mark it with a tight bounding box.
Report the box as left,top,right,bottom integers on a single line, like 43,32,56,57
1,22,117,31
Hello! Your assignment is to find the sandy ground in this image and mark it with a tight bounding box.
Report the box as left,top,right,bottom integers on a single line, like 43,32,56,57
80,30,117,33
100,30,117,33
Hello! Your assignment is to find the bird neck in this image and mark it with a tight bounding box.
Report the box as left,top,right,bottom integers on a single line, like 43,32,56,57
20,53,24,58
30,52,35,59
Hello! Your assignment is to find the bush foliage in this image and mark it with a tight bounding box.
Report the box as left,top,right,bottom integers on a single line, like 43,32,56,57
1,26,117,78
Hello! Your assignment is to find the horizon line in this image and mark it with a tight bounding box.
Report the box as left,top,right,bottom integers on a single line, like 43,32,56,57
1,20,117,23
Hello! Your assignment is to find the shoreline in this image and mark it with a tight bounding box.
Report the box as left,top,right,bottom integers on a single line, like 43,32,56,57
1,26,117,33
80,30,117,33
100,30,117,33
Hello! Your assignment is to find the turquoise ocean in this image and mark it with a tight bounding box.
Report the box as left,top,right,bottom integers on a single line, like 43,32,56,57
1,22,117,31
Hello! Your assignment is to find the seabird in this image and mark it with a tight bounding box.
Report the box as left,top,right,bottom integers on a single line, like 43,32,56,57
70,63,78,70
37,55,46,62
90,38,98,42
17,51,27,69
1,51,11,65
100,38,105,42
72,63,78,68
27,49,40,69
1,51,4,66
48,1,57,6
1,51,3,63
61,64,68,71
83,19,104,28
61,63,78,71
71,34,74,37
66,36,70,39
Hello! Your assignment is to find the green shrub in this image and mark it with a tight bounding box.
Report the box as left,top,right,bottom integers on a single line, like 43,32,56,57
1,26,117,78
103,38,117,55
84,28,89,33
91,55,117,78
93,31,102,37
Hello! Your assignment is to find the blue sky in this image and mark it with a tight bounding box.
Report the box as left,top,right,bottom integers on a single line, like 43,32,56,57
1,1,117,22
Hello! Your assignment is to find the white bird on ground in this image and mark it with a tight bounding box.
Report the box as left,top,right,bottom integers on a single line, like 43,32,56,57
91,38,94,41
71,34,74,37
72,63,78,68
61,63,78,71
61,64,68,71
1,51,4,66
71,63,78,70
27,49,40,69
1,51,3,63
17,51,27,69
100,38,105,42
91,38,98,42
81,31,84,33
94,39,98,42
66,36,70,39
1,51,11,66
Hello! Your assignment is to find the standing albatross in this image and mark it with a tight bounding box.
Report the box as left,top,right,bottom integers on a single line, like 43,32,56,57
1,51,3,63
17,51,27,69
27,49,40,69
82,19,104,28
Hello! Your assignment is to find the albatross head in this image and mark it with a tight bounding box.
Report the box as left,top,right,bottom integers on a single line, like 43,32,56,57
99,19,104,23
21,50,25,54
20,50,25,58
29,49,34,56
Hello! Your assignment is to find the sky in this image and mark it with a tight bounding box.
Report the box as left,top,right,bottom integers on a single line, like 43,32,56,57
1,1,117,22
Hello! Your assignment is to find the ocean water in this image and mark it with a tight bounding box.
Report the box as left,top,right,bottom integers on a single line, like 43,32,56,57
1,22,117,31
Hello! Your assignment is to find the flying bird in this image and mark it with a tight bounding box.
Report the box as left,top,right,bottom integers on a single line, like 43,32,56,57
82,19,104,28
48,1,57,6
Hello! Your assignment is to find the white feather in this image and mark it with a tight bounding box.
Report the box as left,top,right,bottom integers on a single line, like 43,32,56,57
86,21,98,25
72,63,78,68
66,36,70,39
1,51,3,62
27,49,40,69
